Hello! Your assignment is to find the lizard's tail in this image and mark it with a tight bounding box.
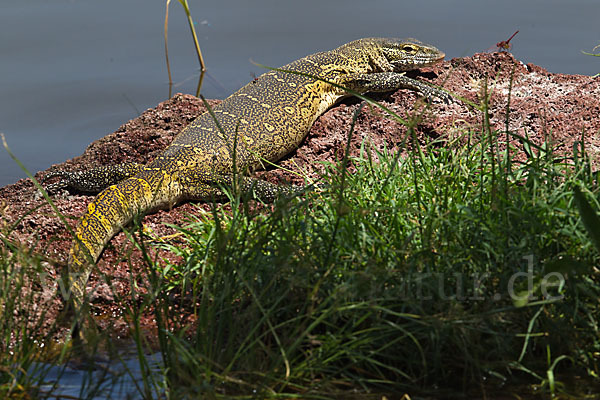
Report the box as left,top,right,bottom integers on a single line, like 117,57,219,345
66,168,179,312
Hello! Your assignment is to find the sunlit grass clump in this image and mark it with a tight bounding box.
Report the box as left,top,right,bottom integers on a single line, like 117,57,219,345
1,95,599,398
142,112,600,398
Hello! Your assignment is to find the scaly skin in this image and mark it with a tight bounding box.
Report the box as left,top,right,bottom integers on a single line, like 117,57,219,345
46,37,448,317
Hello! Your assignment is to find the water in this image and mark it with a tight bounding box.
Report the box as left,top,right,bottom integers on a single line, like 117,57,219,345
29,352,164,399
0,0,598,187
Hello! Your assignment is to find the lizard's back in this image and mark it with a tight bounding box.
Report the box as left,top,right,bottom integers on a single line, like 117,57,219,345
160,49,349,177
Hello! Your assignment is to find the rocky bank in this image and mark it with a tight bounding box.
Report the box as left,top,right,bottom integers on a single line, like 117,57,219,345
1,52,599,339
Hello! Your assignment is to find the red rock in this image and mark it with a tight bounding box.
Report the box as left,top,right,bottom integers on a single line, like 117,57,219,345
1,52,598,339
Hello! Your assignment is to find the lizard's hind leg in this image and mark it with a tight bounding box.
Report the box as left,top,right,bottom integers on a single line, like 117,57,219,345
44,162,145,194
179,170,306,203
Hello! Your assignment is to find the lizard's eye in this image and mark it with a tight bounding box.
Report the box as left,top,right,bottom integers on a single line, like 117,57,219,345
402,45,417,53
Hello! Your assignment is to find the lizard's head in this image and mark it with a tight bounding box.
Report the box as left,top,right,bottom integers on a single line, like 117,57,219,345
340,38,445,72
379,38,445,71
346,38,445,72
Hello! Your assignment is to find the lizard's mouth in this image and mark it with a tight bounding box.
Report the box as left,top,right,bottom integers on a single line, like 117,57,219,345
390,51,445,71
418,51,446,66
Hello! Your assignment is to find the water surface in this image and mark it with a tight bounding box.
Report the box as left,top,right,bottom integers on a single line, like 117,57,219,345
1,0,598,186
30,352,163,399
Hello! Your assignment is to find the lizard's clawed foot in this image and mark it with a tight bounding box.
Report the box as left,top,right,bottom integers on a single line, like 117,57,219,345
42,170,77,193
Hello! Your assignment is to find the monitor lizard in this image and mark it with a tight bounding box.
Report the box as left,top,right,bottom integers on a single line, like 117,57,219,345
44,37,450,324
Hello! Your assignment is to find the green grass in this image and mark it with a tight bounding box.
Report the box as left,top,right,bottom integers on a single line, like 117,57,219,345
0,221,67,399
135,101,599,397
1,90,600,398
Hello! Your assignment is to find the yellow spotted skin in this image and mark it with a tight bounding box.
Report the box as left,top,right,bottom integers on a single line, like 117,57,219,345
51,37,447,314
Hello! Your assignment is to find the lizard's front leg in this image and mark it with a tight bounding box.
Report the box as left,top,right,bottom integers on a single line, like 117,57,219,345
336,72,452,103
